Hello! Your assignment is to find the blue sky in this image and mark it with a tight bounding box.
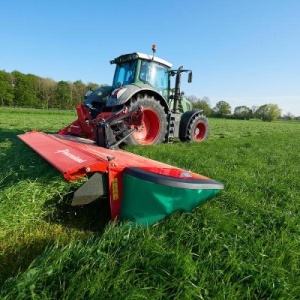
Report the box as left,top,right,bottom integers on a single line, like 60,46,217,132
1,0,299,116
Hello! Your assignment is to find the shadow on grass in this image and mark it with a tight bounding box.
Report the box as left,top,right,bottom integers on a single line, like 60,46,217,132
43,192,111,233
0,128,24,146
1,129,112,285
0,129,61,186
1,128,112,231
0,235,60,287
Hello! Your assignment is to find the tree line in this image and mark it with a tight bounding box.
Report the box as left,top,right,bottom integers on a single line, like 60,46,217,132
0,70,100,110
188,96,299,122
0,69,297,121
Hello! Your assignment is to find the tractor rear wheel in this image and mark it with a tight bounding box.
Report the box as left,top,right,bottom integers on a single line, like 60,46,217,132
123,94,167,145
179,112,210,142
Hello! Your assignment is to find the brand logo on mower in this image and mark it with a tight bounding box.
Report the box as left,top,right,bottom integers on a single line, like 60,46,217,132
56,149,86,163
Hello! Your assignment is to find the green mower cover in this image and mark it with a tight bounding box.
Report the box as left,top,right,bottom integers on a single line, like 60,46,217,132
120,168,223,226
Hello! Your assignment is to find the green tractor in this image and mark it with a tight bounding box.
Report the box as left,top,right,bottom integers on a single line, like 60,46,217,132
60,46,209,148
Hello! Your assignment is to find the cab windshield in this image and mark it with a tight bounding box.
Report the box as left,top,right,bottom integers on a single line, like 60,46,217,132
139,60,169,91
113,60,137,87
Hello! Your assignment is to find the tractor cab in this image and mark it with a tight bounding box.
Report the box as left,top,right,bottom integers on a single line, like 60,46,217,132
84,48,194,117
111,52,172,97
108,51,193,113
83,52,172,115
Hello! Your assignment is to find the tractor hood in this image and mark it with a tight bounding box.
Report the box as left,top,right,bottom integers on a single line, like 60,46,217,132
106,83,158,107
83,83,159,108
83,85,114,107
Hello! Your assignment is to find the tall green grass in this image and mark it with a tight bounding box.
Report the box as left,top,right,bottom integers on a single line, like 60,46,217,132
0,108,299,299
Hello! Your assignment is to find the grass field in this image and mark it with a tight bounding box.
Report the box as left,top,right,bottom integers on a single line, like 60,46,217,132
0,107,299,299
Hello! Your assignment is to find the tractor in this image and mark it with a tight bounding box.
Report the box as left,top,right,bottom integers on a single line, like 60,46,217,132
18,47,222,226
59,45,209,149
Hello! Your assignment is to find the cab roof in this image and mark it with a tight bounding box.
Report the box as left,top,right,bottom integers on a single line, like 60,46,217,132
110,52,172,68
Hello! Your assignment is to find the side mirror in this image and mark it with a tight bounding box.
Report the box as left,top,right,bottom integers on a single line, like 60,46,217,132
188,71,193,83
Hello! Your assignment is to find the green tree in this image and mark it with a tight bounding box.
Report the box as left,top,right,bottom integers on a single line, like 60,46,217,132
0,70,14,106
187,95,211,116
54,81,72,109
35,77,57,109
234,106,252,120
71,80,87,107
213,100,231,117
282,112,295,120
255,104,282,121
12,71,37,107
26,74,39,107
87,82,100,90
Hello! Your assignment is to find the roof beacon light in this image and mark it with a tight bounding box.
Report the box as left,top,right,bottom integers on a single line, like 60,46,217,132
151,44,156,60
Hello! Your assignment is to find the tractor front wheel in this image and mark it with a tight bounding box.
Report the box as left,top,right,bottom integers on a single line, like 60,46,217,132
123,95,167,145
179,112,210,142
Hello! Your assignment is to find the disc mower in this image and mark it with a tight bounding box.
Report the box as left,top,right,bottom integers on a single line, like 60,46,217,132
18,46,223,226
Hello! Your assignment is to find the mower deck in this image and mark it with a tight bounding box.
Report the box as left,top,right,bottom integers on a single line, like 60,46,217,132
18,131,223,225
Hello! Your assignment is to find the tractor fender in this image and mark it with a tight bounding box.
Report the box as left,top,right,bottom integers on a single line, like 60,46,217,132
179,109,209,141
106,84,169,110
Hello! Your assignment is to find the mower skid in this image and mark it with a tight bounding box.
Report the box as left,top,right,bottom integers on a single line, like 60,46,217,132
72,172,108,206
